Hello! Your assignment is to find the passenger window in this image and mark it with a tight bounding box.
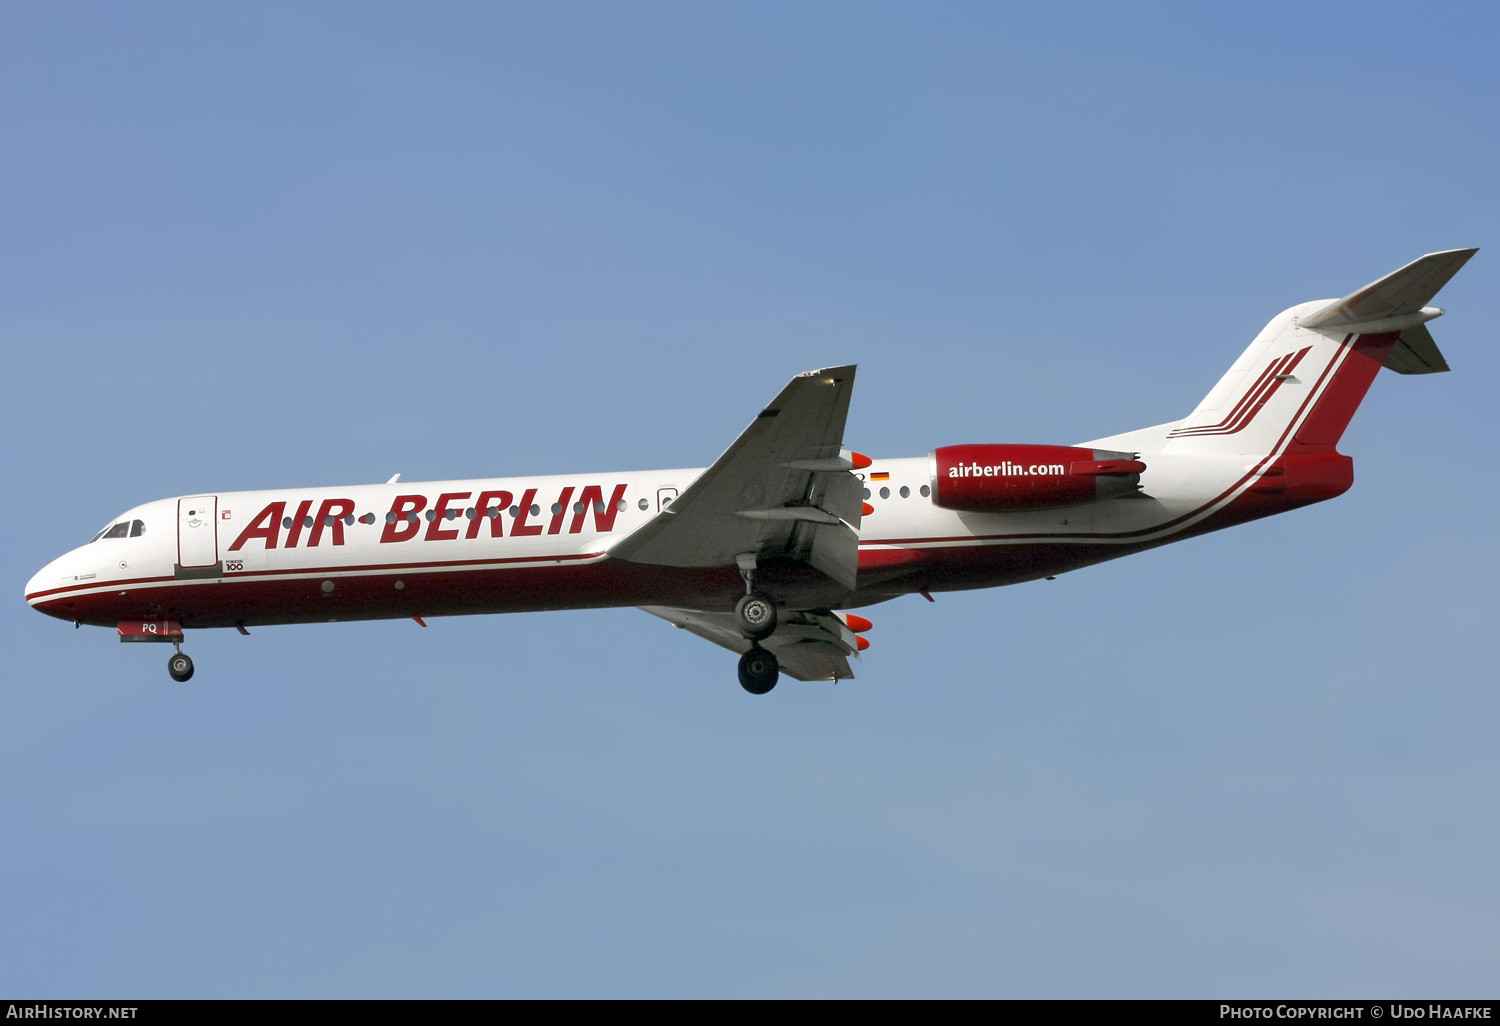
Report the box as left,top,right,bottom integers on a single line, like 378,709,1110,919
103,522,129,540
899,486,910,498
863,488,871,499
920,485,930,497
879,487,890,499
130,520,146,537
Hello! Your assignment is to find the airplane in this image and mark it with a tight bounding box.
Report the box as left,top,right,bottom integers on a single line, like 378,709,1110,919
24,249,1477,694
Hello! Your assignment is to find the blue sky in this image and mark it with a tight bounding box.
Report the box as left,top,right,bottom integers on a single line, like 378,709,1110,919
2,1,1496,997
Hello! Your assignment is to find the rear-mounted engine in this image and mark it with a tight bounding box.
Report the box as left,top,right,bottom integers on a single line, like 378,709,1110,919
929,444,1145,512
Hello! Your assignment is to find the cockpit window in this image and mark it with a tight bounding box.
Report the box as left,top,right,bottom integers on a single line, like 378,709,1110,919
92,519,145,542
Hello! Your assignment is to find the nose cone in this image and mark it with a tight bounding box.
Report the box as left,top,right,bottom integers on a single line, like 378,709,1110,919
25,550,87,622
26,557,61,603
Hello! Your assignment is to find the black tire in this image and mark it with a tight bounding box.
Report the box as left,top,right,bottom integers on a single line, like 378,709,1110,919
735,592,778,640
738,647,779,695
168,652,194,683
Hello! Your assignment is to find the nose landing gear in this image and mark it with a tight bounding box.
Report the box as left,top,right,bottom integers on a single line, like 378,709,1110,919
117,621,195,682
167,643,194,683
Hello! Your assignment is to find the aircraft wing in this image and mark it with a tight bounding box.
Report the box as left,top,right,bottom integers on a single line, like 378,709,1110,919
608,365,864,590
639,605,860,681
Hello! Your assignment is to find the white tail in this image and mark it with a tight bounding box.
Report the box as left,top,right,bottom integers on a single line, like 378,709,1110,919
1162,249,1476,457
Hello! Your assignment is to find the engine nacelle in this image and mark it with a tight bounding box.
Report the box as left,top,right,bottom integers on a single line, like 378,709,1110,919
930,444,1145,512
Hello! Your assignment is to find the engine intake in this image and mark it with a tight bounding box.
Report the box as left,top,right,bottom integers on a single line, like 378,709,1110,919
930,444,1145,512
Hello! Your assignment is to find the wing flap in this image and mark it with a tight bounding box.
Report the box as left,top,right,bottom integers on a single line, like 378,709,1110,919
640,605,859,681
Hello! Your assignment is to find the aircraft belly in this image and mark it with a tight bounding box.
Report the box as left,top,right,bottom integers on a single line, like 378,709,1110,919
48,557,851,630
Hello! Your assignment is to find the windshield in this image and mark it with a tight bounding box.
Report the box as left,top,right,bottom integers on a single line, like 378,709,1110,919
91,519,146,542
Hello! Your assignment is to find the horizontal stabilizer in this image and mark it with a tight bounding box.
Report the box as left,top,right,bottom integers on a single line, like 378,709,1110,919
1385,322,1451,375
1301,248,1476,332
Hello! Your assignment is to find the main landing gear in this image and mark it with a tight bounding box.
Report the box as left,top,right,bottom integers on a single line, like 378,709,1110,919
734,552,778,640
167,643,194,682
734,553,779,694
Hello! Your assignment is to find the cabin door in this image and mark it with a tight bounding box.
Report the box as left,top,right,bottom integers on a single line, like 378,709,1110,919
177,496,219,568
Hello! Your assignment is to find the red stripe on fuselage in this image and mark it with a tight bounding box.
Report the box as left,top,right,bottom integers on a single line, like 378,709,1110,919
25,550,610,604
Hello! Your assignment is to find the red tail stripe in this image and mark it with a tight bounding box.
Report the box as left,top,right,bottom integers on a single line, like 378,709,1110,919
1169,347,1311,437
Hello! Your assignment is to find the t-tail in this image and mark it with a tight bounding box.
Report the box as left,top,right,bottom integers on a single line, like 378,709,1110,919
1166,249,1476,457
1152,248,1478,507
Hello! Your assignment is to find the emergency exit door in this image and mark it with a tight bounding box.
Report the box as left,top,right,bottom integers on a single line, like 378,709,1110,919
177,496,219,569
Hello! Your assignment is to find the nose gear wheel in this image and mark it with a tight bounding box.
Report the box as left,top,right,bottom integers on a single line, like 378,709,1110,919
167,651,194,682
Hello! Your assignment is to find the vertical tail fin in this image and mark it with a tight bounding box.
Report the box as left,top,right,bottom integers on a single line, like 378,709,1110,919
1164,249,1477,457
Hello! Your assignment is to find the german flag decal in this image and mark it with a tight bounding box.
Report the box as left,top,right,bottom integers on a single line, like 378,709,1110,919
870,471,889,481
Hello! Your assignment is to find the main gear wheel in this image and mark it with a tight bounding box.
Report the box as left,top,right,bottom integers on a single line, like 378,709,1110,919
735,592,777,640
738,647,779,695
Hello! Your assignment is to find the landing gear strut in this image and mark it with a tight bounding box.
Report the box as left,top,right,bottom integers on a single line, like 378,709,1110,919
734,553,777,641
738,647,779,695
167,642,194,683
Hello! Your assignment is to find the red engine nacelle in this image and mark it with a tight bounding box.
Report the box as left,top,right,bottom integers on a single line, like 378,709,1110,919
930,444,1145,512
